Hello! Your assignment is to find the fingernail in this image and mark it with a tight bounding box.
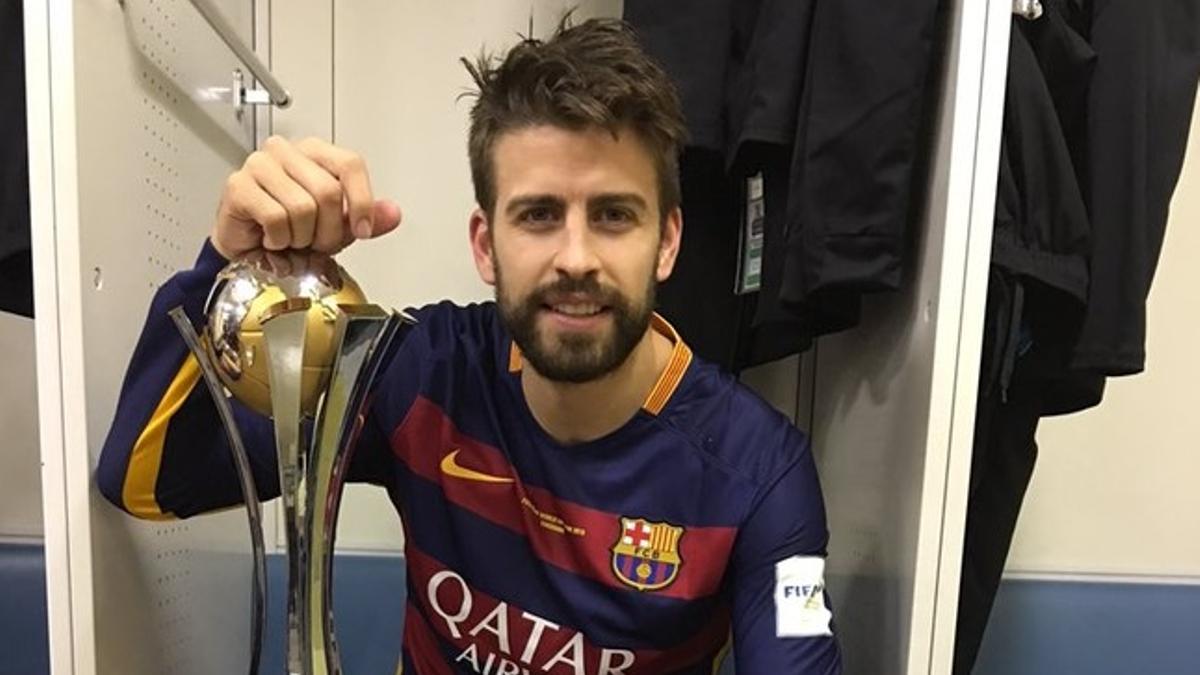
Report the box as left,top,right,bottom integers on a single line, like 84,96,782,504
355,219,371,238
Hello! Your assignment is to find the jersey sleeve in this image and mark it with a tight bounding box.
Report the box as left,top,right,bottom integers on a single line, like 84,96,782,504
728,433,842,674
95,239,421,520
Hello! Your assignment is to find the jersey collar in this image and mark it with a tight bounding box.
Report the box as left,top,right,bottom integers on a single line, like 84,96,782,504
506,312,693,416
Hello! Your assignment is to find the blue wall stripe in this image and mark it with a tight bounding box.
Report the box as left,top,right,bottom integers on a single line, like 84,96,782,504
0,544,408,675
974,577,1200,675
262,553,406,675
0,543,50,675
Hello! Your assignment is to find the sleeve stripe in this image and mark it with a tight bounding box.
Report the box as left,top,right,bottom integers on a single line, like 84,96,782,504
122,353,202,519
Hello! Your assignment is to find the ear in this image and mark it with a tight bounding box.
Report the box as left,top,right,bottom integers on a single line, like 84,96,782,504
655,206,683,282
469,206,497,286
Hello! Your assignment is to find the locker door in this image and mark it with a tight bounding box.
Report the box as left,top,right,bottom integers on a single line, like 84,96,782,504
29,1,266,672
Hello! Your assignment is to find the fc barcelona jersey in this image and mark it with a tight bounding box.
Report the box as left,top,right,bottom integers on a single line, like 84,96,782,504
97,239,842,674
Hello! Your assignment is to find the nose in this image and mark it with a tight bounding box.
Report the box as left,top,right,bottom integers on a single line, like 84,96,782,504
552,207,601,279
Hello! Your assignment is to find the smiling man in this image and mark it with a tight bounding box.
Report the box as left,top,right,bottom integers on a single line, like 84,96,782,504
97,17,841,675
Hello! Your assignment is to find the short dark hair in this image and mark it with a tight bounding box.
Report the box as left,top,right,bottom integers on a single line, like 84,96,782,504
461,16,688,222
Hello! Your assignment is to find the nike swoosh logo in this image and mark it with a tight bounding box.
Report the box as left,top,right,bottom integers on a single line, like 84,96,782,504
439,449,514,484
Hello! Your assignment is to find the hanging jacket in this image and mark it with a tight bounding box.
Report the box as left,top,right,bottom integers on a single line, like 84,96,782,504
627,0,943,370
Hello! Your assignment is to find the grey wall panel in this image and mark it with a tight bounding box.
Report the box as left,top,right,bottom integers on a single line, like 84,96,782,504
739,355,802,425
0,313,41,539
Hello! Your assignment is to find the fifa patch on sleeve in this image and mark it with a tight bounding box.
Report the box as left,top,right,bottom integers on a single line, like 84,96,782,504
774,556,833,638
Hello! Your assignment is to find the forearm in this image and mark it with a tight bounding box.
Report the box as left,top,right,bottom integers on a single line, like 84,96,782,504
96,239,280,518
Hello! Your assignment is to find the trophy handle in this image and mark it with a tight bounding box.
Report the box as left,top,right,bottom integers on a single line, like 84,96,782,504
306,306,408,675
168,307,268,675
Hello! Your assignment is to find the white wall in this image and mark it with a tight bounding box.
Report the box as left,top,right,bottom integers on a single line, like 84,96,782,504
1006,95,1200,579
0,312,41,540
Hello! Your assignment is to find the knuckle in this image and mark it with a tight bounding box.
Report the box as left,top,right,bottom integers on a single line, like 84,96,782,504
263,135,287,151
243,150,269,171
263,206,289,232
338,152,364,175
223,171,244,195
223,174,253,208
313,180,342,207
314,225,342,246
285,195,317,219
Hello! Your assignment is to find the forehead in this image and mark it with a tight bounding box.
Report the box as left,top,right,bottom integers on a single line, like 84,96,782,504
491,125,658,203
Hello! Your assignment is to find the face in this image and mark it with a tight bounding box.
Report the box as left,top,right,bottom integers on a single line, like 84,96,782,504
469,124,682,383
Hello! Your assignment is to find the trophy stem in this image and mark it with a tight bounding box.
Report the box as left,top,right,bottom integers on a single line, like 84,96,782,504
260,308,314,675
168,307,267,675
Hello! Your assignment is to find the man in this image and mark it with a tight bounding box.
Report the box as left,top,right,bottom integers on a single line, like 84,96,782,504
97,18,841,674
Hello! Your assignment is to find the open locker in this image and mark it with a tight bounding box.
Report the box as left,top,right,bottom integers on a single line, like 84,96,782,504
27,0,1011,673
27,0,263,672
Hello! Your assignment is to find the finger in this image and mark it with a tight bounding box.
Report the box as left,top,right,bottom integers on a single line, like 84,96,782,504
224,171,290,252
243,150,317,251
369,199,403,237
286,249,309,277
265,250,292,277
263,136,343,251
295,138,375,240
334,199,403,251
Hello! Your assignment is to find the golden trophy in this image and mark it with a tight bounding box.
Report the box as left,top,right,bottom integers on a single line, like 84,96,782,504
169,250,409,675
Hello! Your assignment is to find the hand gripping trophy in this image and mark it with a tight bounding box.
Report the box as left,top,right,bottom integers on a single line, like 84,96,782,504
168,250,410,675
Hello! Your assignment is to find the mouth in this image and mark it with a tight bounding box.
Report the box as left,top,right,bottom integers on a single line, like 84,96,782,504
540,300,612,328
545,301,606,316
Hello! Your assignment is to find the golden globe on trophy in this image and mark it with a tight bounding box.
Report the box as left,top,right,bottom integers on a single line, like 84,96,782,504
168,250,410,675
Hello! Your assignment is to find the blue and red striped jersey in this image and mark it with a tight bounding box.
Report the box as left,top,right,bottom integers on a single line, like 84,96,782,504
97,239,842,674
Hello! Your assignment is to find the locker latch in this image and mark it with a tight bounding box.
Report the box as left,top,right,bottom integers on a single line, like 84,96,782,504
233,69,274,118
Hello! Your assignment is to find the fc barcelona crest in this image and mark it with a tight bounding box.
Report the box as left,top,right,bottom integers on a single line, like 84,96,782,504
611,517,684,591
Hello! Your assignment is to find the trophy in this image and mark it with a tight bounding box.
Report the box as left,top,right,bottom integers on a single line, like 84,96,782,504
169,250,410,675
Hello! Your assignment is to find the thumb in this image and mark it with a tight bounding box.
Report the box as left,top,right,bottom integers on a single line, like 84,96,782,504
362,199,402,238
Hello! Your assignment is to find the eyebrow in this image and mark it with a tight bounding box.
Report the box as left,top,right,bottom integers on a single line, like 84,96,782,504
589,192,649,213
504,192,650,217
505,195,564,217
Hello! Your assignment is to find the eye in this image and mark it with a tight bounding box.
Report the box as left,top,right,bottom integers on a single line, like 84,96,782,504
519,206,559,227
595,207,634,226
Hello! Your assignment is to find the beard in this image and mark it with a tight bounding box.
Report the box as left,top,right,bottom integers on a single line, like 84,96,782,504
496,267,655,384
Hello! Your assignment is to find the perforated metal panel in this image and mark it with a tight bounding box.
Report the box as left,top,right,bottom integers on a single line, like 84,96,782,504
138,78,189,285
42,0,262,672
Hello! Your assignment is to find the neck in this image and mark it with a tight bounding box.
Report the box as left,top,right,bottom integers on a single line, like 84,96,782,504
521,324,674,445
